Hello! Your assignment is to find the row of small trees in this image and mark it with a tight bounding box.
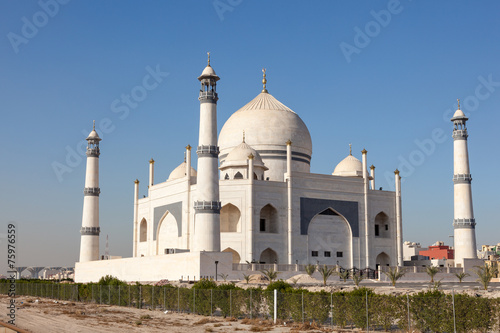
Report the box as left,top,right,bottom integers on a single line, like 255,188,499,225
243,263,498,290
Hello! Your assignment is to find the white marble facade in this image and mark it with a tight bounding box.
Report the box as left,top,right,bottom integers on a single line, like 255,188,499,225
132,63,402,270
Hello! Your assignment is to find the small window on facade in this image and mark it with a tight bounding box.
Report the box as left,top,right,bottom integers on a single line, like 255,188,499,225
311,251,318,257
324,251,331,257
224,173,229,180
260,219,266,232
336,251,343,258
375,224,380,236
385,224,389,231
234,172,243,179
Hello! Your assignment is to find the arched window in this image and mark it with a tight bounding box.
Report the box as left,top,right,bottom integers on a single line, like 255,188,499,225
139,218,147,242
376,252,390,269
259,248,278,264
220,204,241,232
222,247,241,264
234,171,243,179
374,212,390,238
224,173,229,180
259,204,278,233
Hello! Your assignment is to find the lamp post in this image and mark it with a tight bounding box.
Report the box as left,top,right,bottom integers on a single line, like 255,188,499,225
215,261,219,281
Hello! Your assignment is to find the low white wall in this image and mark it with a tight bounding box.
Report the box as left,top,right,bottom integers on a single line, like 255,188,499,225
75,251,232,283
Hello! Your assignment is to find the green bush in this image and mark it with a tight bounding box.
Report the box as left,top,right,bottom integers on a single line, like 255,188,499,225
97,275,127,285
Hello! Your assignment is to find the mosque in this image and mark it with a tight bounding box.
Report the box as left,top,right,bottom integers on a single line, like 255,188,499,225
75,56,407,282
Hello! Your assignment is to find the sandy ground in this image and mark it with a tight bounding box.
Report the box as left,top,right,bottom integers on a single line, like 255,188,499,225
0,295,345,333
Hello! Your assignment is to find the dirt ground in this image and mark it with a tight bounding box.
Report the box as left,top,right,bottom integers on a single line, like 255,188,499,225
0,295,350,333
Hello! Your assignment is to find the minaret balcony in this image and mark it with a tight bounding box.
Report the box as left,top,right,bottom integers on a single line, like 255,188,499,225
84,187,101,196
197,145,219,157
452,130,468,140
199,91,218,103
194,200,221,213
80,226,101,235
453,173,472,184
453,218,476,229
86,147,100,157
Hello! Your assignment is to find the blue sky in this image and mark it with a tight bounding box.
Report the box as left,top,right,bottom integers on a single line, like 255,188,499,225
1,1,499,274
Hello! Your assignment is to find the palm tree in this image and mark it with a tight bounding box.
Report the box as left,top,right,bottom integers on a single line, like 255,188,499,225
352,273,364,288
260,268,279,283
383,267,405,286
338,269,350,282
318,265,336,286
454,272,470,283
426,266,439,283
305,264,317,277
242,273,252,284
473,264,499,290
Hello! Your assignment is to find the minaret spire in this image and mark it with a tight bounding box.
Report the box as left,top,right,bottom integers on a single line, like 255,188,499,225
262,68,268,93
79,121,102,262
207,51,211,66
349,143,352,155
451,100,477,266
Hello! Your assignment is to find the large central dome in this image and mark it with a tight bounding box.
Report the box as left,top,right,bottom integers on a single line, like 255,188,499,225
218,92,312,181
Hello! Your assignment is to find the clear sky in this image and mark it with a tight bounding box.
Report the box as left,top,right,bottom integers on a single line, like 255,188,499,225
1,1,499,275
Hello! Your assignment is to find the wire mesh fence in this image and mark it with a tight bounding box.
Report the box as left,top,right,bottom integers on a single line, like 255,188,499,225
2,283,500,332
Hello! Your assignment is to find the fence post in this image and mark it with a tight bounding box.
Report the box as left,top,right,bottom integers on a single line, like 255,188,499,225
274,289,277,324
118,285,120,306
366,290,369,332
163,287,166,310
230,289,232,318
302,292,304,323
250,289,252,319
100,285,102,305
128,285,131,307
52,284,54,299
152,286,154,310
178,287,180,313
407,294,410,332
139,286,142,309
211,289,213,317
331,292,333,328
452,289,457,333
109,285,111,305
193,288,196,314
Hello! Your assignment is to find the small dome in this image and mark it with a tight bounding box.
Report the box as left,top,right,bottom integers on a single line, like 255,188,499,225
86,129,101,141
168,162,197,181
452,108,465,118
333,154,363,177
201,65,216,77
221,141,267,170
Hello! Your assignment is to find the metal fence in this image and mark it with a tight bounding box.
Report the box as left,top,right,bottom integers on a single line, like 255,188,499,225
2,283,499,332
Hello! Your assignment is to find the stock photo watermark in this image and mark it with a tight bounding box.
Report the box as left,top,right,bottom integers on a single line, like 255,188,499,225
7,0,70,54
212,0,242,21
339,0,406,64
6,222,17,325
51,64,169,182
383,74,500,189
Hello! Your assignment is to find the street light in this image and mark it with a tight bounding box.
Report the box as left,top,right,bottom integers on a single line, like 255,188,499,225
215,261,219,281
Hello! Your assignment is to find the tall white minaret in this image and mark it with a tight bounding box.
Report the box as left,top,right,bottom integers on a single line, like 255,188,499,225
79,121,101,262
451,99,477,266
193,53,221,252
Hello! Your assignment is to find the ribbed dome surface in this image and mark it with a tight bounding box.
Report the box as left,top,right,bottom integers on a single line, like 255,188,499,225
168,162,197,181
201,65,216,76
218,92,312,180
86,129,101,141
452,109,466,118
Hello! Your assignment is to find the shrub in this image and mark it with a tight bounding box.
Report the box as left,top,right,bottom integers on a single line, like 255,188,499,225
383,267,405,286
305,264,316,277
97,275,126,285
425,266,439,283
317,265,335,286
260,268,279,283
474,264,499,291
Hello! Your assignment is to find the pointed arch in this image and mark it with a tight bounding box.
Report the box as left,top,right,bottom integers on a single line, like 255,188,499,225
156,211,179,255
222,247,241,264
259,204,278,233
376,252,390,268
224,173,229,180
139,218,147,242
374,212,390,238
307,207,352,267
220,203,241,232
259,248,278,264
234,171,243,179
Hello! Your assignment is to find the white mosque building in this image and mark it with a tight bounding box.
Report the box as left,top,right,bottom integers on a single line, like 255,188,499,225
75,56,405,282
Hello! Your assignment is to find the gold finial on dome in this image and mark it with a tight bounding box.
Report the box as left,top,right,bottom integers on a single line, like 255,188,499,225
207,52,211,66
242,130,245,143
262,68,268,93
149,158,155,164
349,143,352,155
361,148,367,154
186,144,192,151
457,98,460,110
93,120,95,131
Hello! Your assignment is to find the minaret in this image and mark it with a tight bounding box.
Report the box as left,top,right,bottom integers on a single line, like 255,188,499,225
193,53,221,252
451,99,477,266
79,121,101,262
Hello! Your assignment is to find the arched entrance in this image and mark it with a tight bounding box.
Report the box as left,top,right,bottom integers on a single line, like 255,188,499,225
376,252,391,269
220,204,241,232
156,212,179,254
222,247,241,264
259,248,278,264
260,204,278,233
139,218,147,242
307,208,352,267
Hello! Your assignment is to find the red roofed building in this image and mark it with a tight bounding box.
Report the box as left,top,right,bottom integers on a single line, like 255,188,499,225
419,243,454,260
